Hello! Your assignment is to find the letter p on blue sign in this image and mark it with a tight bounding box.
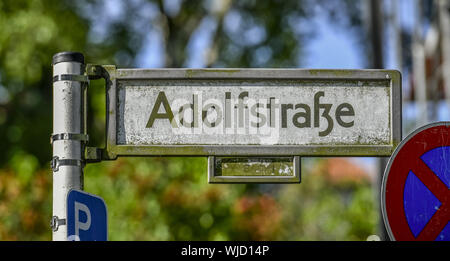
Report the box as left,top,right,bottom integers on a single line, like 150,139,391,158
67,189,107,241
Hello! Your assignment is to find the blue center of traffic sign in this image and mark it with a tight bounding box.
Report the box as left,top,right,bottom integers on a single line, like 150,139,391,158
404,170,441,238
404,146,450,241
421,146,450,188
67,189,108,241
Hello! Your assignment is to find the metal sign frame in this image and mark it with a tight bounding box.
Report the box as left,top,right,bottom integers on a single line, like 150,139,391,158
99,66,401,160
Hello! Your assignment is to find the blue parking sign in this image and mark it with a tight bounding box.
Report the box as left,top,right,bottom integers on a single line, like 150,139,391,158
67,189,108,241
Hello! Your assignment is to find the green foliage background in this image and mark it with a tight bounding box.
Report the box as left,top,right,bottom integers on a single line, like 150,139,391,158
0,0,379,240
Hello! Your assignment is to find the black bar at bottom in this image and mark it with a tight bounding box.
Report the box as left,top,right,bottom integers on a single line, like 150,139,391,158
0,241,447,259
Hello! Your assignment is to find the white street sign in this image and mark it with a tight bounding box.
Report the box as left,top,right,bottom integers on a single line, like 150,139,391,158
104,68,401,158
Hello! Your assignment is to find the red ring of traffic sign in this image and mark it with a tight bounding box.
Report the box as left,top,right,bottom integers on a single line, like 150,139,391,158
382,122,450,241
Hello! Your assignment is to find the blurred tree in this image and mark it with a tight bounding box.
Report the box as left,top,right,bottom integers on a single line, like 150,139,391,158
0,0,88,166
276,159,377,240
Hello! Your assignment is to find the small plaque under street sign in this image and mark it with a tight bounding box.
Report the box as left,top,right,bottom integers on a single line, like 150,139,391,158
103,68,401,159
208,156,301,183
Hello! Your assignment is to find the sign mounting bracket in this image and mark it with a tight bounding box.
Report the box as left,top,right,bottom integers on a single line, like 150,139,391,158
83,64,117,163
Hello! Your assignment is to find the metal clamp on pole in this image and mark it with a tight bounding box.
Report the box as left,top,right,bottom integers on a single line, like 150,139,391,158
51,156,84,172
53,74,89,83
50,216,66,232
50,133,89,144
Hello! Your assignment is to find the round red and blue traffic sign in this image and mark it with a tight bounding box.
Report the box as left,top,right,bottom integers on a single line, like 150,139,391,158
382,122,450,241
